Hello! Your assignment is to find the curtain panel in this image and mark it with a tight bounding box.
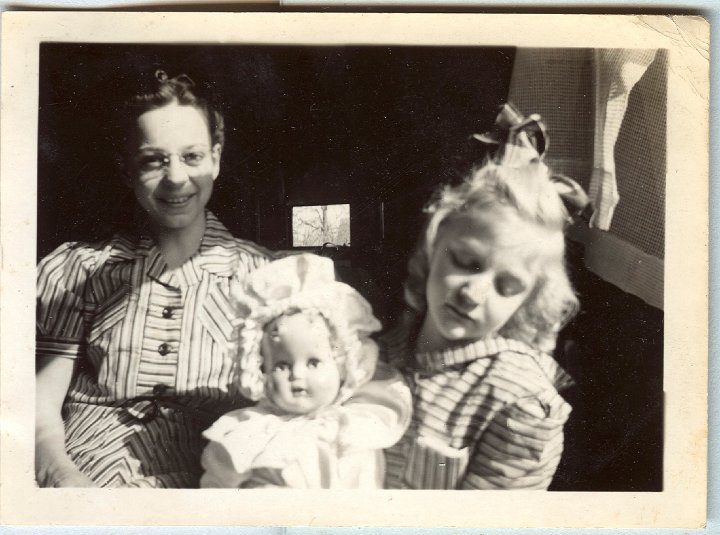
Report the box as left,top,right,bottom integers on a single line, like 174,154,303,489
507,48,666,310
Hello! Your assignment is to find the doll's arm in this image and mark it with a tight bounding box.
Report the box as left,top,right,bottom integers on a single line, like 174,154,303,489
461,391,571,490
338,362,412,451
200,441,250,488
200,408,281,488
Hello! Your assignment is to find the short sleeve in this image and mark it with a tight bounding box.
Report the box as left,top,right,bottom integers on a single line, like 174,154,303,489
462,389,572,490
36,243,96,361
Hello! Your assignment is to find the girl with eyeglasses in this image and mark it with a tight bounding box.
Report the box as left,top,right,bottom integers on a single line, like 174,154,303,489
34,70,410,488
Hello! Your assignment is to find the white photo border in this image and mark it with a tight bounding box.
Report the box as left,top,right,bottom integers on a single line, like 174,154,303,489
0,12,709,528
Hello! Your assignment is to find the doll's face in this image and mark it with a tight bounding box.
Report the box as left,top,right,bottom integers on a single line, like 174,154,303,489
420,207,559,351
262,313,341,415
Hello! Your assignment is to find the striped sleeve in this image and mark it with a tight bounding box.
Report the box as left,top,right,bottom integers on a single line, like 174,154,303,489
36,243,96,360
461,390,571,490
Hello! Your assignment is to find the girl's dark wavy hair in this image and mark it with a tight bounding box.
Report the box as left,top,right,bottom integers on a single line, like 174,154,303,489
404,159,579,352
114,70,225,150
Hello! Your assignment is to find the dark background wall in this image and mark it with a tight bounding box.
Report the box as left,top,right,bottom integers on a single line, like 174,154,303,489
38,43,514,321
37,43,662,492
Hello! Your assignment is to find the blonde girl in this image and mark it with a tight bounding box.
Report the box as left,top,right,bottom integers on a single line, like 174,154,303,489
384,105,585,490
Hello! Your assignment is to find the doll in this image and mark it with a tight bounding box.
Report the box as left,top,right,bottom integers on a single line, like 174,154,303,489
201,254,411,488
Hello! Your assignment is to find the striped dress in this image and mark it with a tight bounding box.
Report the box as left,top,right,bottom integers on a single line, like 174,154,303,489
36,212,275,487
383,330,573,490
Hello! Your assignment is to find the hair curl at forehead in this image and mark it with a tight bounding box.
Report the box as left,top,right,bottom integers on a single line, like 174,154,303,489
404,160,578,352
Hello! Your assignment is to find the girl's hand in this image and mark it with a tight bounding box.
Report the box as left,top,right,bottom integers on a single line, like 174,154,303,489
38,463,97,488
50,467,98,488
36,356,97,488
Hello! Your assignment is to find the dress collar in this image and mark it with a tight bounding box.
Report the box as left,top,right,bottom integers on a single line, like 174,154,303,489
192,211,242,277
414,335,574,391
107,211,239,287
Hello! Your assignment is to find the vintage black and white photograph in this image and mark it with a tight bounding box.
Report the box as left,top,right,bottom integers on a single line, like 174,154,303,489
0,12,708,528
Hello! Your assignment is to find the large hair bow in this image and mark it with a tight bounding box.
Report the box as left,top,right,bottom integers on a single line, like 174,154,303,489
473,102,548,159
474,103,593,224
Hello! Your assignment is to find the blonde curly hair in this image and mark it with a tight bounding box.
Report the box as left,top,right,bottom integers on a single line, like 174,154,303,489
404,159,578,352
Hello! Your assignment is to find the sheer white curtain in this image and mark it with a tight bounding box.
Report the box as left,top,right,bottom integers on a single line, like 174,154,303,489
507,48,665,309
589,49,657,230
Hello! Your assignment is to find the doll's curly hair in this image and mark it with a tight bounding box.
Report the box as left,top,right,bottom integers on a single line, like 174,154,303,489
404,159,578,352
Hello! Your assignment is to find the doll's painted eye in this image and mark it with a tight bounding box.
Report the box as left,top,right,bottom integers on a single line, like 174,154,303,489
307,358,321,368
272,361,290,372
